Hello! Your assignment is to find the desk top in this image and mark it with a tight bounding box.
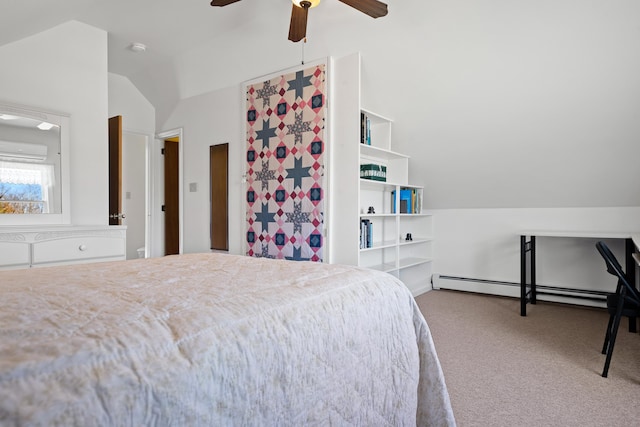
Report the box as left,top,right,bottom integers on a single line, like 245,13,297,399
520,231,640,267
520,230,639,240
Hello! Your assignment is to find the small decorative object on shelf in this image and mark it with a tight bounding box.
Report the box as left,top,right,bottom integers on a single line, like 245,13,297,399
367,206,375,214
405,233,413,241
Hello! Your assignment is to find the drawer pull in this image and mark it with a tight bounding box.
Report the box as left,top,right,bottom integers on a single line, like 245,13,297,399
78,244,87,251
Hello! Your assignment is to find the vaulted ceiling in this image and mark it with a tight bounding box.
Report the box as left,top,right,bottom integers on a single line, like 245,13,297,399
1,0,388,124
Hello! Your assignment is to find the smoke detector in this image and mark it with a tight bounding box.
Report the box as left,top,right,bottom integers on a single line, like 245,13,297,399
129,42,146,53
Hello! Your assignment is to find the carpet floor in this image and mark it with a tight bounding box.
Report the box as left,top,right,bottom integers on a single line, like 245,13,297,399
415,289,640,426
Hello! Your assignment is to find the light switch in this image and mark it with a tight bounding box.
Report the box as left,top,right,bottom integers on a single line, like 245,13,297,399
125,191,131,199
189,182,197,192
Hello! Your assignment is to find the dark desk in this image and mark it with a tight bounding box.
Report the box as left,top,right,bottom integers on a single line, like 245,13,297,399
520,231,639,323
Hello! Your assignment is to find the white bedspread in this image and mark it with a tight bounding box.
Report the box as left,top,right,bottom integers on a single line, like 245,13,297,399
0,253,454,426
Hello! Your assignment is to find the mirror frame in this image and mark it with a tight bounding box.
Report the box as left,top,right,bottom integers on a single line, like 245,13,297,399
0,101,70,226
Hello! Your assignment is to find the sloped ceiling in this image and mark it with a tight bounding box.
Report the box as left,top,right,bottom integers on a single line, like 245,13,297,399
0,0,389,125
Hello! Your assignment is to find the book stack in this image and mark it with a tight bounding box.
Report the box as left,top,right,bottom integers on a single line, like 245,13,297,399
360,112,371,145
391,188,422,214
360,219,373,249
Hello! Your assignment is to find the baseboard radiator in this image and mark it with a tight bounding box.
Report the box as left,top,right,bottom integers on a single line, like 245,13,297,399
431,274,607,308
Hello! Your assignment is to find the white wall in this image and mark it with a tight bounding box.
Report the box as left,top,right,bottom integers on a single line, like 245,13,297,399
402,1,640,209
0,21,109,224
162,1,639,209
432,207,639,290
108,74,155,135
160,86,243,255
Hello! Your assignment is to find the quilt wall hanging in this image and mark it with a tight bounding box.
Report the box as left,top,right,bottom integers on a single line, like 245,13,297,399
245,63,326,262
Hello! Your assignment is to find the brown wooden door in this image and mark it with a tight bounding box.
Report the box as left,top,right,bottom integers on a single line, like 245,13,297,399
108,116,122,225
210,143,229,251
164,138,180,255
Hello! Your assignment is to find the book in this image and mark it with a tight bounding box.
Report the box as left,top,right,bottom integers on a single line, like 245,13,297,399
360,219,373,249
392,188,422,214
366,115,371,145
360,112,371,145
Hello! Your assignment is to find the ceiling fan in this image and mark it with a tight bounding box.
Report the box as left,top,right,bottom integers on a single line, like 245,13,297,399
210,0,388,42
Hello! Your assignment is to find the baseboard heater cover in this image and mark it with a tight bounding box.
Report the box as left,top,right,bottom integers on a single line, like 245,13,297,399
431,274,607,308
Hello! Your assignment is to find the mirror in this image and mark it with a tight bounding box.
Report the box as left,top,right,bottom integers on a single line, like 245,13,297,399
0,102,69,224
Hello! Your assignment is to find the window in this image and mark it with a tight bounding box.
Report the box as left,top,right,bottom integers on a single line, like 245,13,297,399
0,161,54,214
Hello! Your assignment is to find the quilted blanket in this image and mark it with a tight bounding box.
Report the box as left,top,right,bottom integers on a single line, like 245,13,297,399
0,253,454,426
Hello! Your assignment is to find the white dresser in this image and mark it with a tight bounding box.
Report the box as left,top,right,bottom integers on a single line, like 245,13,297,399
0,225,127,270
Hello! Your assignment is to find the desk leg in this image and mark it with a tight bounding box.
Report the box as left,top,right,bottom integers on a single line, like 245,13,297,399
520,235,536,316
521,236,526,316
530,236,536,305
625,238,637,333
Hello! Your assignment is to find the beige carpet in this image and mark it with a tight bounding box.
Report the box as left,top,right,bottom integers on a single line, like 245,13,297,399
416,290,640,427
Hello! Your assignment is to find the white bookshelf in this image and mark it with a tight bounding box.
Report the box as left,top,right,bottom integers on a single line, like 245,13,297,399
330,52,432,296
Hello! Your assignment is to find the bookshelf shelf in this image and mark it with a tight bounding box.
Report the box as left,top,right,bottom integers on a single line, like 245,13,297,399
360,240,397,251
360,144,409,161
367,262,398,273
398,257,432,269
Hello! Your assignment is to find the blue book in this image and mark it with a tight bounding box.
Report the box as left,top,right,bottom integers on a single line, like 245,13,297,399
399,189,413,213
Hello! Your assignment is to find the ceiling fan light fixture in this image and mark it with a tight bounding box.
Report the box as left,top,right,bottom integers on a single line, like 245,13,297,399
213,0,388,43
37,122,55,131
292,0,320,8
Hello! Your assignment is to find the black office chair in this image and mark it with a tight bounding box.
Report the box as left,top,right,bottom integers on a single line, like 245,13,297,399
596,241,640,377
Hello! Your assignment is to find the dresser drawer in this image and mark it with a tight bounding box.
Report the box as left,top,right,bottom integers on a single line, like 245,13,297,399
32,236,125,265
0,241,30,269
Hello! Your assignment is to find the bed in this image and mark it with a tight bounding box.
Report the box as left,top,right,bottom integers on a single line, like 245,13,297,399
0,253,455,426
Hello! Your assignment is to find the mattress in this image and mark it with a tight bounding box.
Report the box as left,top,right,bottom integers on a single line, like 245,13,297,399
0,253,454,426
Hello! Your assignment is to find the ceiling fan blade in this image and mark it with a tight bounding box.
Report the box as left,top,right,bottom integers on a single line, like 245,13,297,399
210,0,242,6
338,0,388,18
288,3,309,42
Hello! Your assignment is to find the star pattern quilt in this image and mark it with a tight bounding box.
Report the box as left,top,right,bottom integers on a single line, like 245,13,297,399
245,64,326,261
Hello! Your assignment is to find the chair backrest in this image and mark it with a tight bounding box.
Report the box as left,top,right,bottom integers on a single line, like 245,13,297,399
596,241,640,303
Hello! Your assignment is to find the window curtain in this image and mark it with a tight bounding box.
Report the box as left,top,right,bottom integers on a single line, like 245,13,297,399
245,64,326,261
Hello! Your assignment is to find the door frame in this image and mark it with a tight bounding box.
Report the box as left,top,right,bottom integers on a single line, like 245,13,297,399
156,128,184,255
